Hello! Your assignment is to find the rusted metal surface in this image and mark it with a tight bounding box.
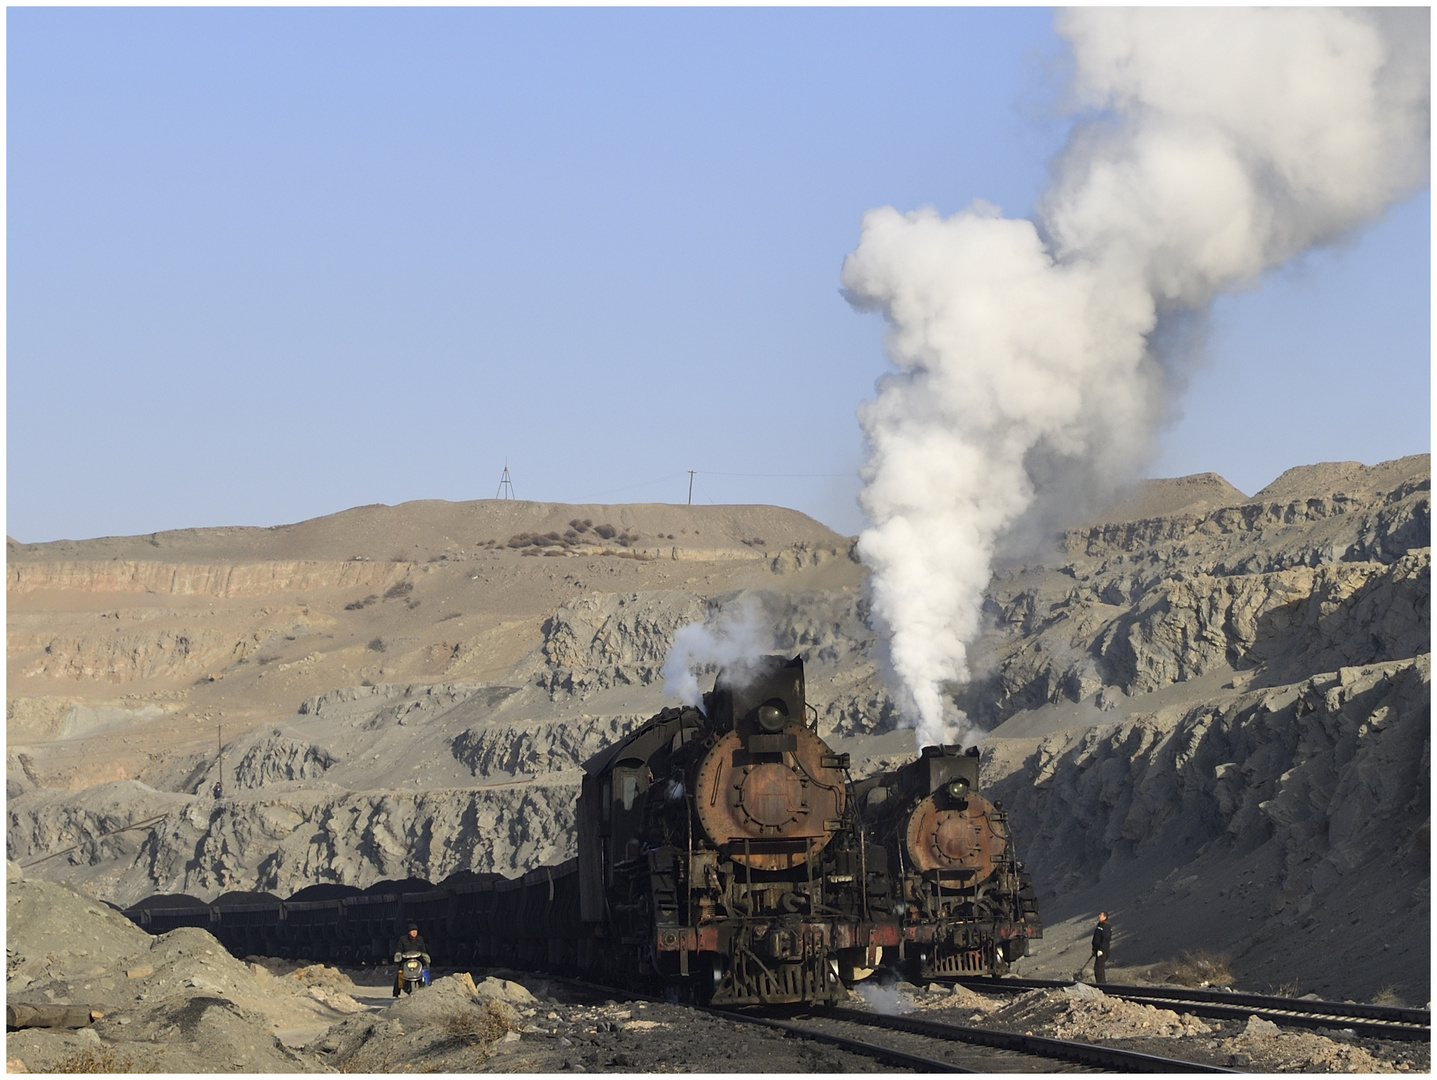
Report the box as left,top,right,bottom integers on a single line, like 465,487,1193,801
904,791,1008,879
693,728,846,870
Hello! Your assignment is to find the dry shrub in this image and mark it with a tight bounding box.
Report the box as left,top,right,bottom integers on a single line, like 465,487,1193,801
593,523,617,540
1148,950,1233,987
1372,986,1405,1007
440,1001,512,1047
1268,978,1302,998
49,1045,135,1073
384,580,414,600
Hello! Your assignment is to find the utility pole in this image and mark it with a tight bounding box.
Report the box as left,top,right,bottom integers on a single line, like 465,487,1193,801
496,460,515,499
216,721,223,800
687,471,696,506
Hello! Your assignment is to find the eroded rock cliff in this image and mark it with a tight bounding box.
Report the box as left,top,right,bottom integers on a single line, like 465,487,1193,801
6,461,1429,1000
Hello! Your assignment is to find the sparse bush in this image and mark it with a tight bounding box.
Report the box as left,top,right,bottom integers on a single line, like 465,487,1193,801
594,523,617,540
52,1045,135,1072
384,581,414,600
1148,950,1233,987
367,637,387,653
345,595,378,611
1373,986,1406,1007
569,518,591,533
563,529,578,541
439,1001,511,1047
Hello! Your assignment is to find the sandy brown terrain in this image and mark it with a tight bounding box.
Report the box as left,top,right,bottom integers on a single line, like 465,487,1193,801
6,862,1428,1073
7,454,1430,1072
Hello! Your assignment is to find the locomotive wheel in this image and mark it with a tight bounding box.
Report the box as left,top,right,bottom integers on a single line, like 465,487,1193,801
695,954,725,1005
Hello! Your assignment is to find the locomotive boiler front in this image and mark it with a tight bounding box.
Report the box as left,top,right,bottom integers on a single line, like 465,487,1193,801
902,751,1008,882
692,657,847,870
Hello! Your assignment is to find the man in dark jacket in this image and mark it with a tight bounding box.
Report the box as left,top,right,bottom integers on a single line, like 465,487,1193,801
1090,911,1111,984
393,924,431,996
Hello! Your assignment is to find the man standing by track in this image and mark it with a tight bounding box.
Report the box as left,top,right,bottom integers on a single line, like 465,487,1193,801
1090,911,1111,984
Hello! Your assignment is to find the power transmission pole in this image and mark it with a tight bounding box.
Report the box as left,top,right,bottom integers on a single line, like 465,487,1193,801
687,471,696,505
496,460,516,499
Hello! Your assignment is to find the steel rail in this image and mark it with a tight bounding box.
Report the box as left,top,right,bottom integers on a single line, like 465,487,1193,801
954,977,1431,1043
541,975,968,1072
1099,983,1430,1029
712,1010,973,1073
821,1006,1236,1073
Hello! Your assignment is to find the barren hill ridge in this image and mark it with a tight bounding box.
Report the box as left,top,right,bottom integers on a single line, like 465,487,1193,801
7,455,1429,1004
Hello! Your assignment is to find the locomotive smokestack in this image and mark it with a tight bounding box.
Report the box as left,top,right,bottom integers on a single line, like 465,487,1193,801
843,8,1430,749
661,595,775,710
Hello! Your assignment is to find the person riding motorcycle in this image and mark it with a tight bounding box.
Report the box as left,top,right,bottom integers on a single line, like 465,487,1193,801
393,924,431,996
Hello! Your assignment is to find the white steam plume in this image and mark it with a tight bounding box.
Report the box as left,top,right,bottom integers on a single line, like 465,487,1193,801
661,596,775,709
843,8,1429,750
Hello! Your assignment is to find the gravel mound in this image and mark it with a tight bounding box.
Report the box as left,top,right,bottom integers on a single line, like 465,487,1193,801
5,864,375,1073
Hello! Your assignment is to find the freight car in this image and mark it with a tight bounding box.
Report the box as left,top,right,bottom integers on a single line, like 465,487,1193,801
854,744,1041,980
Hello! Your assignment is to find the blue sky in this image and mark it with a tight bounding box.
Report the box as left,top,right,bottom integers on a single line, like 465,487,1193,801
8,7,1430,544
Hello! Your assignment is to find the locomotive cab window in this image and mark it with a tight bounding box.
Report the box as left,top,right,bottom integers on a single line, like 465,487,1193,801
611,760,646,812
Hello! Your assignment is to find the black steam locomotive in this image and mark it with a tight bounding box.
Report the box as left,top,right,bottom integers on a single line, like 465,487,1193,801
573,654,895,1004
123,656,1037,1005
855,745,1042,981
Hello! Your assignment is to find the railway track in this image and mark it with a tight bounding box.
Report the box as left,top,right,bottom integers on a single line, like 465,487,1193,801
544,975,1232,1072
762,1007,1236,1073
954,977,1432,1043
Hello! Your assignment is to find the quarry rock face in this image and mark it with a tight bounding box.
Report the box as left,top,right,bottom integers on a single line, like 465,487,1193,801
6,461,1430,1004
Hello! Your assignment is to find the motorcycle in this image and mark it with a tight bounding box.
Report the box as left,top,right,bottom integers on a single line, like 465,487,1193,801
394,950,430,996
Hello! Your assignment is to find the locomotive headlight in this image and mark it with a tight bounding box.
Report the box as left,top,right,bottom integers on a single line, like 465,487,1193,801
946,779,969,799
757,703,787,733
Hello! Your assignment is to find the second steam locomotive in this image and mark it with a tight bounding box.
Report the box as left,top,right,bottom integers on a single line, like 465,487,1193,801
124,655,1040,1005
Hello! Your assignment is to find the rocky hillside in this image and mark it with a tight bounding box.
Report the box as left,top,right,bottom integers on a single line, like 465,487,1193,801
7,457,1429,1004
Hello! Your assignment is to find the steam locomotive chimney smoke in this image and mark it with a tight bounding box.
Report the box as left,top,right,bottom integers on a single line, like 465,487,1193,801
843,9,1429,749
662,596,774,710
